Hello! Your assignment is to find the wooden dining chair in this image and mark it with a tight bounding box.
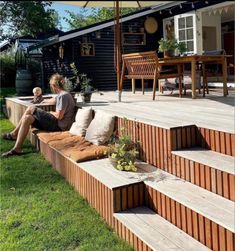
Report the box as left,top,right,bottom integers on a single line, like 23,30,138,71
120,51,183,100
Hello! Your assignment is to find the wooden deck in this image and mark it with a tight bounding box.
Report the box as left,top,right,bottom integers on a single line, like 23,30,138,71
5,87,235,251
80,88,234,134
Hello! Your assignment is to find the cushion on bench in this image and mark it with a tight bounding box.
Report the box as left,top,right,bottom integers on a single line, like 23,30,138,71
38,131,74,144
85,110,115,145
61,140,108,162
37,130,107,162
69,107,93,136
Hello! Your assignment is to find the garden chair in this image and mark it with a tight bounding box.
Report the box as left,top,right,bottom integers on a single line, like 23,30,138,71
120,51,183,100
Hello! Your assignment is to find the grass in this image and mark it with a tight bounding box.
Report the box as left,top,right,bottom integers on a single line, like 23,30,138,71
0,88,17,117
0,117,133,251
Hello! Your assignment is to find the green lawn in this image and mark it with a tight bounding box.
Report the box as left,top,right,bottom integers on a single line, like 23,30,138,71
0,117,133,251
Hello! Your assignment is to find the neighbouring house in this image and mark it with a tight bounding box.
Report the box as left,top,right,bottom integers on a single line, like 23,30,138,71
0,29,64,88
28,0,234,91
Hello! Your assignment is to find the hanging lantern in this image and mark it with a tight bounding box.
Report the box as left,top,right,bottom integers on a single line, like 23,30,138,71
59,44,64,59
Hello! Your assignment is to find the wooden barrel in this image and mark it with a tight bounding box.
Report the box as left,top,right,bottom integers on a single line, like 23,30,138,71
15,69,32,96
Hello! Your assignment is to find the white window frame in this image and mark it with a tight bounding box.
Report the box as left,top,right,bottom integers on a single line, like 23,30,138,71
174,12,197,54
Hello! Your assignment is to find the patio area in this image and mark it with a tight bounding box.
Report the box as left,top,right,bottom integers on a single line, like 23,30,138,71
79,87,235,134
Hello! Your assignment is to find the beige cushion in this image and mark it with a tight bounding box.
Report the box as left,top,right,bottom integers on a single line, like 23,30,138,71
85,110,115,145
69,107,93,136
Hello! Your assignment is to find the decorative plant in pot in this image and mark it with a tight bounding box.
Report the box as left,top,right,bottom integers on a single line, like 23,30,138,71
79,73,93,103
66,62,93,103
177,41,187,56
107,120,139,172
158,38,178,57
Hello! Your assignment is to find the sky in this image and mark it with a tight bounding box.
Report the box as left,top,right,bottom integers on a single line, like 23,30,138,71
0,2,87,46
52,2,88,31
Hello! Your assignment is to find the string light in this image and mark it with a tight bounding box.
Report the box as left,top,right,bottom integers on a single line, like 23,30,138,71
180,3,182,9
169,9,172,14
159,10,162,15
205,1,209,4
191,3,195,8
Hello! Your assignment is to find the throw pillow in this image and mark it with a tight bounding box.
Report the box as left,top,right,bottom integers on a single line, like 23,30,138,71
69,107,93,136
85,110,115,145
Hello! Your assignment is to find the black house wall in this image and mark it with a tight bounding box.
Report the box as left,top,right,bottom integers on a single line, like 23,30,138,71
42,0,223,91
42,15,163,91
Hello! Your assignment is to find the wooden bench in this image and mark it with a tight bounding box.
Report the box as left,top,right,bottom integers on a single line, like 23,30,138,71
120,51,183,100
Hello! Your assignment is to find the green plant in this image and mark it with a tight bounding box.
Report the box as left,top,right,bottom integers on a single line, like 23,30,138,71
107,119,139,172
67,62,93,93
177,41,187,55
0,52,16,88
158,38,178,53
79,73,92,94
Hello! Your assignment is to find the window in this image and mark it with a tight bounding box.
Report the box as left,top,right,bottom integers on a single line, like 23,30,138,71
175,13,197,53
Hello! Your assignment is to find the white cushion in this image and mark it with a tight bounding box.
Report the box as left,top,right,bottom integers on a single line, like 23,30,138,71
69,108,93,136
85,110,115,145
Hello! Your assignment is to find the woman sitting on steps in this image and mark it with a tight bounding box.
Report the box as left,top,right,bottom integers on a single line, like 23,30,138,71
1,73,75,158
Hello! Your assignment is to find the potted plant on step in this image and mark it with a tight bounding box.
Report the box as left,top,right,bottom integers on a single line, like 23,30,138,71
66,62,93,103
107,119,139,172
80,73,93,103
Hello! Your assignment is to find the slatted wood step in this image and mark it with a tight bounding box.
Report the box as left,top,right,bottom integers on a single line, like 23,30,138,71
171,147,235,201
145,168,235,250
172,147,235,175
114,206,210,251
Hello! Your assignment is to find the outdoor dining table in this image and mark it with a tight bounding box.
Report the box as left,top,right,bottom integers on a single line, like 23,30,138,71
158,54,230,99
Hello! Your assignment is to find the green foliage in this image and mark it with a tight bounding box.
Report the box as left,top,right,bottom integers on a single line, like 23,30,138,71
64,7,137,29
158,38,178,53
107,119,139,172
0,88,16,118
0,118,133,251
0,1,59,41
66,63,93,93
177,41,187,55
0,88,16,99
79,73,92,94
0,52,16,87
158,38,187,55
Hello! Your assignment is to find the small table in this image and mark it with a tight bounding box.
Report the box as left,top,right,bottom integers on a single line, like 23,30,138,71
159,55,229,99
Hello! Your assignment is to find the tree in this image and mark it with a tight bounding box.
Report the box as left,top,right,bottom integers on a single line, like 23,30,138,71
64,7,137,30
0,1,59,41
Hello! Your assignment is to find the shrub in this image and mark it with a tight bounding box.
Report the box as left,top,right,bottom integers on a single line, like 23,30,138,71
0,53,16,88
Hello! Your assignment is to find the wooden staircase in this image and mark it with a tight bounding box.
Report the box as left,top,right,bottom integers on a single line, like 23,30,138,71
30,116,234,251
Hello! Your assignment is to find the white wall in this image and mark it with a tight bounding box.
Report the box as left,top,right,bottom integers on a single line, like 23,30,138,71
201,12,221,50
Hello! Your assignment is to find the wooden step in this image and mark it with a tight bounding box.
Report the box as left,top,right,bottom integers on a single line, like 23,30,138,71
114,206,210,251
171,147,235,201
145,168,235,250
172,147,235,175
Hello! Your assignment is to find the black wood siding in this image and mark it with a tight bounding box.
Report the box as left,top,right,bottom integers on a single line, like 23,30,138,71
42,0,222,90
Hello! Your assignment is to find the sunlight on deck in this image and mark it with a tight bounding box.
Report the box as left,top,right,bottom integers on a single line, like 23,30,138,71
79,88,235,133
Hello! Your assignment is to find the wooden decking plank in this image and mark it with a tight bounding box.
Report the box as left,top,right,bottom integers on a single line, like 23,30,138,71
145,169,235,233
79,158,234,232
78,90,235,134
172,147,235,175
114,206,210,251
